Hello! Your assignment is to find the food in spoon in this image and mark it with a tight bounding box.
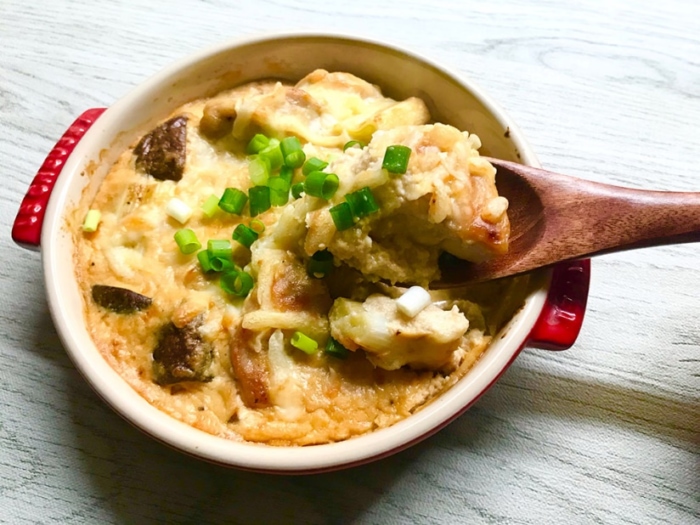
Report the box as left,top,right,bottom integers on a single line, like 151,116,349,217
74,70,525,445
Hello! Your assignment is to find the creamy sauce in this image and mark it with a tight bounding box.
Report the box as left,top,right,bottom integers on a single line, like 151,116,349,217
74,70,524,445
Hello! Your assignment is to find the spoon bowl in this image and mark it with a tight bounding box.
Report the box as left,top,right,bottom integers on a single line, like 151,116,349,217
438,158,700,286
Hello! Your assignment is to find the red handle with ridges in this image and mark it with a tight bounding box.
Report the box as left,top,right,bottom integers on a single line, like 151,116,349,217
12,108,106,250
527,259,590,350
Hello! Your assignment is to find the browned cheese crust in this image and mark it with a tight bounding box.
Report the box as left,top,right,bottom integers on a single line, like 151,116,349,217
73,70,523,446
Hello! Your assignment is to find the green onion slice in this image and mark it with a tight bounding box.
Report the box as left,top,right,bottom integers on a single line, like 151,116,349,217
308,249,334,278
218,188,248,215
201,194,220,218
232,223,259,249
197,250,215,273
246,134,270,155
291,182,305,199
209,256,235,273
174,228,201,254
285,150,306,170
302,157,328,176
82,209,101,232
343,140,364,151
329,202,354,231
280,137,306,169
248,185,271,217
382,145,412,174
249,156,271,186
250,219,265,234
220,270,254,297
325,337,350,359
304,171,339,200
268,176,290,206
259,142,284,171
207,239,232,259
279,165,294,188
291,331,319,354
345,186,380,218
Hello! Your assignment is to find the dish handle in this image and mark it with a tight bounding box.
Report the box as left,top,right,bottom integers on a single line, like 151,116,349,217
526,259,590,350
12,108,107,251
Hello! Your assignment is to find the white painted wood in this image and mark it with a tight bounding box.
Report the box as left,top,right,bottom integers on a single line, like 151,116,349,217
1,0,698,523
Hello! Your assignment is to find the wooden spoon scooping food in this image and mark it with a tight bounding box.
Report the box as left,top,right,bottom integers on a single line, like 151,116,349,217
438,158,700,286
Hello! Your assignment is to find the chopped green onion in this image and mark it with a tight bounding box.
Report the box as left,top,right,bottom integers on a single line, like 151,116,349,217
285,150,306,169
209,256,235,273
279,165,294,187
396,285,432,318
197,249,215,273
207,239,232,260
343,140,364,151
302,157,328,176
329,202,354,231
82,209,101,232
291,331,318,355
325,337,350,359
308,250,334,278
166,197,193,224
246,133,270,155
218,188,248,215
232,224,259,248
382,145,412,174
291,182,305,199
268,176,290,206
173,228,201,254
304,171,339,200
248,185,271,216
249,156,271,186
280,136,306,168
345,187,380,218
280,136,302,156
250,219,265,234
220,270,254,297
201,194,220,218
259,141,284,170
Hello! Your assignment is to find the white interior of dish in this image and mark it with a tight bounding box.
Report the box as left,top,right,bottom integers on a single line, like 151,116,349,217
42,32,548,472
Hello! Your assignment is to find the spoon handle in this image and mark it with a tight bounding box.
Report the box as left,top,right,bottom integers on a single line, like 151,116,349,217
492,159,700,277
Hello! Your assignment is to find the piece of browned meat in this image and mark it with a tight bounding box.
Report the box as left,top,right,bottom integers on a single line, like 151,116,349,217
134,115,187,182
91,284,152,313
152,319,212,385
229,323,272,408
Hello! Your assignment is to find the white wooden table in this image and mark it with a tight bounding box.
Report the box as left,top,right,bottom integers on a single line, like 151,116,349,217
1,1,698,523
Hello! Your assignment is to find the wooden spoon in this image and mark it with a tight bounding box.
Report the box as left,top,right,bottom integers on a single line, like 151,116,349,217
437,157,700,286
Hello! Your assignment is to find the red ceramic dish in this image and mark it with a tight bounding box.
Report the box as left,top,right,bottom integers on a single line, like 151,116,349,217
12,33,589,473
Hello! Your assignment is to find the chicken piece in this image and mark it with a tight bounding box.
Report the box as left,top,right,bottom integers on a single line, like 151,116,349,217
304,124,510,285
296,70,430,144
199,98,237,139
231,70,430,148
232,83,327,143
328,294,470,371
242,247,332,338
228,322,272,408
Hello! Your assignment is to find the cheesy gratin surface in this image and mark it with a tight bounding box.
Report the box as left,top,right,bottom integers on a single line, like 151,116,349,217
74,70,526,446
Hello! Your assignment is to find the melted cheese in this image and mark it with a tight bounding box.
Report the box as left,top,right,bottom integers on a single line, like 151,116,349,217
74,70,519,446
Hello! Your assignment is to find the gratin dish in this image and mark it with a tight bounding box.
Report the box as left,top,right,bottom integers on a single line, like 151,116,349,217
12,32,590,473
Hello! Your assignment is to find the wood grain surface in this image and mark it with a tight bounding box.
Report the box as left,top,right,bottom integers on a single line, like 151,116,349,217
1,0,698,523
